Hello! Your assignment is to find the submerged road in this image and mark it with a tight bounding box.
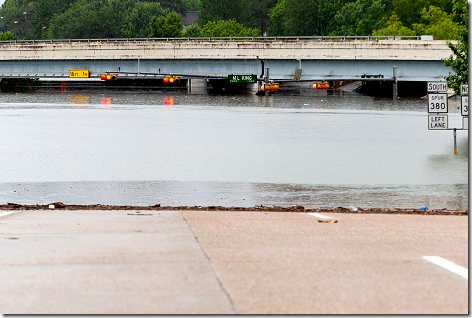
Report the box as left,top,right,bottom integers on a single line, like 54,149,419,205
0,210,468,314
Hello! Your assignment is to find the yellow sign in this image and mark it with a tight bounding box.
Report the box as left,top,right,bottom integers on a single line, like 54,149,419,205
69,69,89,78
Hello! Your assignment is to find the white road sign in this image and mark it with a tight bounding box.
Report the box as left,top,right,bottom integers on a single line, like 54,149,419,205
461,96,468,116
463,117,468,130
461,84,468,95
427,93,448,113
427,82,448,93
428,114,448,130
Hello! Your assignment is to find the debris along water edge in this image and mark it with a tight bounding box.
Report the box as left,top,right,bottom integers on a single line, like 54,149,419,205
0,203,467,216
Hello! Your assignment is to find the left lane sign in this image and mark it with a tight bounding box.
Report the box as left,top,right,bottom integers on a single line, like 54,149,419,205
428,114,448,130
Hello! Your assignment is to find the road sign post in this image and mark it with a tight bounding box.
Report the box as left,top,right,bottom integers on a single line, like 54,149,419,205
425,81,466,153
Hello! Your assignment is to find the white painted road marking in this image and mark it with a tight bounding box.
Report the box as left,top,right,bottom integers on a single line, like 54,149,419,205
423,256,468,279
308,213,332,219
0,211,20,218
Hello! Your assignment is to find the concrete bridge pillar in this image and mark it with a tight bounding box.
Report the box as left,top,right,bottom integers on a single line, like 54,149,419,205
187,79,208,95
246,83,260,94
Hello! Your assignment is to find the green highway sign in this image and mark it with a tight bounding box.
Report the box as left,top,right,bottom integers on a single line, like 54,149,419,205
228,74,257,83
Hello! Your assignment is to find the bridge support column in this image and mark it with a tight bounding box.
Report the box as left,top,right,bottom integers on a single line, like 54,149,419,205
393,66,398,100
187,79,208,95
246,83,259,94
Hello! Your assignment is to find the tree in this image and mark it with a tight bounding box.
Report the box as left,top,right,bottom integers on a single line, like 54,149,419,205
412,6,458,40
121,2,166,38
182,0,201,11
268,0,353,36
28,0,77,39
197,0,246,25
0,31,14,40
282,0,324,35
392,0,453,28
267,0,287,35
240,0,278,35
182,23,202,37
372,13,416,36
149,12,184,37
46,0,165,39
443,0,468,94
139,0,186,15
200,19,260,37
332,0,390,35
46,0,109,38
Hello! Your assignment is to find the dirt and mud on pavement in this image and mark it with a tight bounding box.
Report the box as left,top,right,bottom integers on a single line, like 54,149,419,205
0,202,467,215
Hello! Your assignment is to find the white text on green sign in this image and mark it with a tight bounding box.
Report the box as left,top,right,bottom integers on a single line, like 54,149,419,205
229,75,257,83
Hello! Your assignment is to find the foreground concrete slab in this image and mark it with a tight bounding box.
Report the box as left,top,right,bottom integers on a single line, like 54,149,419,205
182,211,468,314
0,210,467,314
0,210,235,314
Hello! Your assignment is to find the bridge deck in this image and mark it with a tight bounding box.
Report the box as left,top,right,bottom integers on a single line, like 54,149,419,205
0,38,454,82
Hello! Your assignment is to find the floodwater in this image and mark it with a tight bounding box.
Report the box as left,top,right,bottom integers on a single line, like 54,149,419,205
0,88,468,209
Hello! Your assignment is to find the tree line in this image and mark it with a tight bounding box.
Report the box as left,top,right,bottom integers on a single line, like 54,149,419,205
0,0,465,40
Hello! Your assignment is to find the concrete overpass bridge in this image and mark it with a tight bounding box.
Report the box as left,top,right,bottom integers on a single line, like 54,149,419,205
0,36,455,95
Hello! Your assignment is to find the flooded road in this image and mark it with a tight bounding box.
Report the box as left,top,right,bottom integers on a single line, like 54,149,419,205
0,90,468,209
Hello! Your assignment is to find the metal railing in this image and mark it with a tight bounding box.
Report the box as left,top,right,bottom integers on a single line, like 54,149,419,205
0,35,430,44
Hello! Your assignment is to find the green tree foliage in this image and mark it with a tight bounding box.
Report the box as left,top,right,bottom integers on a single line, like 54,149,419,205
443,0,468,94
139,0,186,15
393,0,453,28
197,0,246,25
182,0,201,11
372,14,416,36
46,0,165,39
200,19,260,37
267,0,287,35
0,0,463,40
411,6,458,40
182,23,202,37
268,0,353,36
121,2,167,38
0,31,14,40
0,0,77,39
28,0,77,39
283,0,326,35
149,11,184,37
241,0,278,35
333,0,390,35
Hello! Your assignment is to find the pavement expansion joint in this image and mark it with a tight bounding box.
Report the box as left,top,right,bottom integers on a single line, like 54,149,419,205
179,210,240,314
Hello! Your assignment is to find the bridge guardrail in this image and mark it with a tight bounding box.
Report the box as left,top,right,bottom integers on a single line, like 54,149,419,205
0,35,428,44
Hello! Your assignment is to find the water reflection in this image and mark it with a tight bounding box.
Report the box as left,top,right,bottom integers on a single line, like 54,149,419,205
0,181,467,210
69,94,90,105
163,96,174,106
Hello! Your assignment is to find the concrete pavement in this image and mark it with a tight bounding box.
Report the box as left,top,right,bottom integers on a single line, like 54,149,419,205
0,210,468,314
0,210,234,314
